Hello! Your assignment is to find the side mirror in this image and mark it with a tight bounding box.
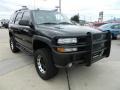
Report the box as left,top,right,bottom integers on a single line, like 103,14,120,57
19,20,30,26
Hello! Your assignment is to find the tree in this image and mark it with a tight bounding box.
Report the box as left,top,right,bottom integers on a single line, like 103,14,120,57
71,14,79,23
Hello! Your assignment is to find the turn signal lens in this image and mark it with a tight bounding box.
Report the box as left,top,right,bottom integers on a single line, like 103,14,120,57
57,47,65,52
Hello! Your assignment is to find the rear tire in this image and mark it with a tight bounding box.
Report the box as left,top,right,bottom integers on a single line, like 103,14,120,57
34,48,58,80
10,37,20,53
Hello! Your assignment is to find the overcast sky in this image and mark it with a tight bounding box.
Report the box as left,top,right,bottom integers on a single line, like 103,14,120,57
0,0,120,21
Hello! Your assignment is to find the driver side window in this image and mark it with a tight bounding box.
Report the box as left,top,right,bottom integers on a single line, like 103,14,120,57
14,12,23,24
22,11,30,21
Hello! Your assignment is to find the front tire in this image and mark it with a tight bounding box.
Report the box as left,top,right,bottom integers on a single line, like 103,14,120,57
34,48,58,80
10,37,20,53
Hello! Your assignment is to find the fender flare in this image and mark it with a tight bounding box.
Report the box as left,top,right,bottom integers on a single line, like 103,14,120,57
32,35,53,49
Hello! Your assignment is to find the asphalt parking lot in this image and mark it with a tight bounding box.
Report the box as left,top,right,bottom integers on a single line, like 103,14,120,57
0,28,120,90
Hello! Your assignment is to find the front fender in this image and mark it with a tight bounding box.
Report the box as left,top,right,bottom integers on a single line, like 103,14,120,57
32,35,53,48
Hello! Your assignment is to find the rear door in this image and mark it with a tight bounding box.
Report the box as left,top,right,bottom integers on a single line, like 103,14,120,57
9,12,24,44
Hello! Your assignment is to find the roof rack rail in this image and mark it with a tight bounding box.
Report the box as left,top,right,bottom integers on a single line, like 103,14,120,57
15,6,29,12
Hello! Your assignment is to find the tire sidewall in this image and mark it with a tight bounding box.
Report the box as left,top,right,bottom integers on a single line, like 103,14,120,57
34,48,58,80
10,37,15,52
34,50,48,78
10,37,19,52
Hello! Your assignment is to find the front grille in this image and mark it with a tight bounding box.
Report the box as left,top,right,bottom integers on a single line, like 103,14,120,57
77,36,87,44
77,34,106,52
78,46,87,51
93,34,106,41
93,43,104,51
92,33,106,51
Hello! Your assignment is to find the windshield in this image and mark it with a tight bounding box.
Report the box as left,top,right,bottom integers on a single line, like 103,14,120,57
98,24,112,29
33,10,72,25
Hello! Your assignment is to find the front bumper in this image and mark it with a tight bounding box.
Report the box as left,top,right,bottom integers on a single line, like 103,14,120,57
52,31,111,68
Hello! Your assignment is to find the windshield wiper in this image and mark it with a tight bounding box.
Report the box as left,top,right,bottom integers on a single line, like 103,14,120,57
58,22,72,25
39,22,58,25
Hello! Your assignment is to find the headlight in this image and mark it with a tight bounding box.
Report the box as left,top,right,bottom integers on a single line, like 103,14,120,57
57,38,77,44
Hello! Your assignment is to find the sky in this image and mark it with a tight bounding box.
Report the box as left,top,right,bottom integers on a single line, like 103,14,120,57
0,0,120,21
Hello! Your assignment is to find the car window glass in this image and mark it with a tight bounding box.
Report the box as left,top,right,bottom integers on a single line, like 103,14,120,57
9,13,17,24
22,11,30,21
15,12,23,24
116,24,120,29
111,24,120,29
111,25,115,29
33,11,71,24
99,24,110,29
33,11,56,24
55,14,64,21
114,25,117,29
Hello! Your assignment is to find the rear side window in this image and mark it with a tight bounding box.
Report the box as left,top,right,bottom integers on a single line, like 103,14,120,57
22,11,31,21
14,12,23,24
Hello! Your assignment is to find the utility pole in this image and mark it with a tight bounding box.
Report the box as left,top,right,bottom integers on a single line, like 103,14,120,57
33,0,38,9
55,0,61,13
59,0,61,13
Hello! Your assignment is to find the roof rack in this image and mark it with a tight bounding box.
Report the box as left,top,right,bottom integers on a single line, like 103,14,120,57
15,6,29,12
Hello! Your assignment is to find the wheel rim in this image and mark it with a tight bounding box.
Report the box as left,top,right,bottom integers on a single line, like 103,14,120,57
37,55,46,74
10,39,14,50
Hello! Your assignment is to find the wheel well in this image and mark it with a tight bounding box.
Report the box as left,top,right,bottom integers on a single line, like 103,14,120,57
33,40,51,51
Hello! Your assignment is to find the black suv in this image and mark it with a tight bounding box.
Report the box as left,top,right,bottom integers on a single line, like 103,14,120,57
9,8,111,80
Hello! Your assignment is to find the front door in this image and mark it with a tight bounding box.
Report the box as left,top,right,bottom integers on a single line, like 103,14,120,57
19,11,33,50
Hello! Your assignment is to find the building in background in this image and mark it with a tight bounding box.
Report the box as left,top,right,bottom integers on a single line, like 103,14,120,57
98,11,104,23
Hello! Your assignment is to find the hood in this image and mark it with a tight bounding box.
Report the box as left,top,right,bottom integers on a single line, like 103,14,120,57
36,25,102,38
